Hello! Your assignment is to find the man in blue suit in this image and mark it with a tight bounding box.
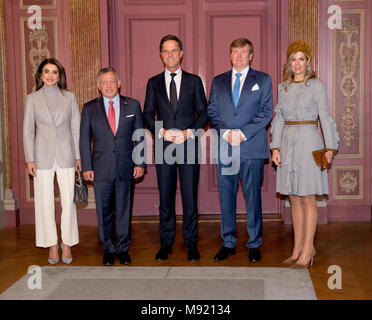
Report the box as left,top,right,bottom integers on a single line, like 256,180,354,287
208,38,273,262
80,68,146,266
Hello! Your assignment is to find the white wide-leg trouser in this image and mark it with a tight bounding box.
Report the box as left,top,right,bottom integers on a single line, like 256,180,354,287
33,160,79,248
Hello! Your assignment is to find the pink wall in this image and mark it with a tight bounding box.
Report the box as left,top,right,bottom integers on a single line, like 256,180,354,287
3,0,371,225
4,0,72,225
318,0,372,222
106,0,287,216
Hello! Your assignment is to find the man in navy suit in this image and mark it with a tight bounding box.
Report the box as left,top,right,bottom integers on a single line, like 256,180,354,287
208,38,273,262
80,68,146,266
144,35,207,261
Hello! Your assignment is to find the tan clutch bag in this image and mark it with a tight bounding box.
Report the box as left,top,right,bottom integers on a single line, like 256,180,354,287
312,149,329,171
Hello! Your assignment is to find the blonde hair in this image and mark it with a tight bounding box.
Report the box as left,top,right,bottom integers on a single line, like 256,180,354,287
283,51,316,90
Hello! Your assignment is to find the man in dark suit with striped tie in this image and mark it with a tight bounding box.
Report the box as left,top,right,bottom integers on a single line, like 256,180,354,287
80,68,146,266
144,35,207,262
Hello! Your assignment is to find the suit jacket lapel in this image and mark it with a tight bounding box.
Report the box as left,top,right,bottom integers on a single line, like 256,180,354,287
177,70,188,114
97,96,114,135
225,71,236,108
236,68,256,109
158,71,176,114
116,96,127,136
53,89,64,124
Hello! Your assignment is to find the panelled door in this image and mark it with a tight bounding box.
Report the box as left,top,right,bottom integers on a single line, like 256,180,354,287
108,0,286,215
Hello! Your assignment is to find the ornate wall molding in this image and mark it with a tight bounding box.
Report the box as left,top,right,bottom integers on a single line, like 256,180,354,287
334,10,364,158
29,25,51,92
20,16,57,99
69,0,101,111
339,18,358,148
289,0,318,74
333,165,363,200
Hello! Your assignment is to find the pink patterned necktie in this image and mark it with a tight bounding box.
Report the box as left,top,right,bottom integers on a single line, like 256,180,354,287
108,100,116,135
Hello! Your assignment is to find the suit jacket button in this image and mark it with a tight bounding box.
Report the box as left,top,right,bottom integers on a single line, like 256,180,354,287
234,112,237,116
113,150,116,153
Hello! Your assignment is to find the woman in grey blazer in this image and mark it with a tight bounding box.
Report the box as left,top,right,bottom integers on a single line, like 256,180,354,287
23,58,81,265
271,41,339,269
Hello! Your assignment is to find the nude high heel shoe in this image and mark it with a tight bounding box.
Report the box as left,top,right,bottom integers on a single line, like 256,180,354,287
291,250,316,269
281,256,300,265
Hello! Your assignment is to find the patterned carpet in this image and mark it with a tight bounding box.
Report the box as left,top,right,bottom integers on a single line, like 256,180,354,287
0,266,316,300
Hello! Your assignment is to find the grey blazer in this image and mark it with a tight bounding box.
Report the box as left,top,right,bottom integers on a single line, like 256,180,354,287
23,88,81,169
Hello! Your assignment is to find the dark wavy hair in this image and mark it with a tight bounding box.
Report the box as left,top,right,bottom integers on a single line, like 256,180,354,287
35,58,67,91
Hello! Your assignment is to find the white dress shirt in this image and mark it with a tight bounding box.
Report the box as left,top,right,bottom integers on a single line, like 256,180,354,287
159,68,194,140
231,66,249,96
223,66,250,142
165,68,182,100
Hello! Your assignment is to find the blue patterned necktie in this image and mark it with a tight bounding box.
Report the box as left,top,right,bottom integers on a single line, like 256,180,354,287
232,73,242,107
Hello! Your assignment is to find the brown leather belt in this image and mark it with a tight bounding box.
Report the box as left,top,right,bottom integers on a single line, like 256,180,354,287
284,120,318,126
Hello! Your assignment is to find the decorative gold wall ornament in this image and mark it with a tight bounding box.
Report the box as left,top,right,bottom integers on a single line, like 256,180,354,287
338,18,359,147
29,25,50,91
339,171,358,193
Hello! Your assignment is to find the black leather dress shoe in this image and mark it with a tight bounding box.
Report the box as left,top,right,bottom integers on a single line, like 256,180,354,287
103,252,116,266
187,245,200,261
214,247,236,261
155,244,172,261
117,252,131,265
249,248,261,263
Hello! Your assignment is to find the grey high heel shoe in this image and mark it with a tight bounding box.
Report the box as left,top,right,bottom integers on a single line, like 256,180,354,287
48,245,59,265
61,242,73,264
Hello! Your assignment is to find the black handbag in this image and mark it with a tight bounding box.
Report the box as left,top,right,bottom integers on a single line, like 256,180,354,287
74,170,88,205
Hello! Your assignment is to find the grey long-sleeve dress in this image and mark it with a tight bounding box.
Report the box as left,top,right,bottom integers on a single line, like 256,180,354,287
270,78,339,196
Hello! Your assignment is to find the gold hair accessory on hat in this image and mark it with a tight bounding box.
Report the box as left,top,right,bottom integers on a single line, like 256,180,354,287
287,40,312,61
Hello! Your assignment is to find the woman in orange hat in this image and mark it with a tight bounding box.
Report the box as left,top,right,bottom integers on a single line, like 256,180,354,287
270,41,339,268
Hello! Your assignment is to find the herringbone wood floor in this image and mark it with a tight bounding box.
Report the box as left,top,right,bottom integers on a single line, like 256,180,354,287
0,218,371,299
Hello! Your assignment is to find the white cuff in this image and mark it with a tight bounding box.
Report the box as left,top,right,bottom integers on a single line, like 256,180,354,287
189,129,195,139
222,130,230,141
222,129,246,141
